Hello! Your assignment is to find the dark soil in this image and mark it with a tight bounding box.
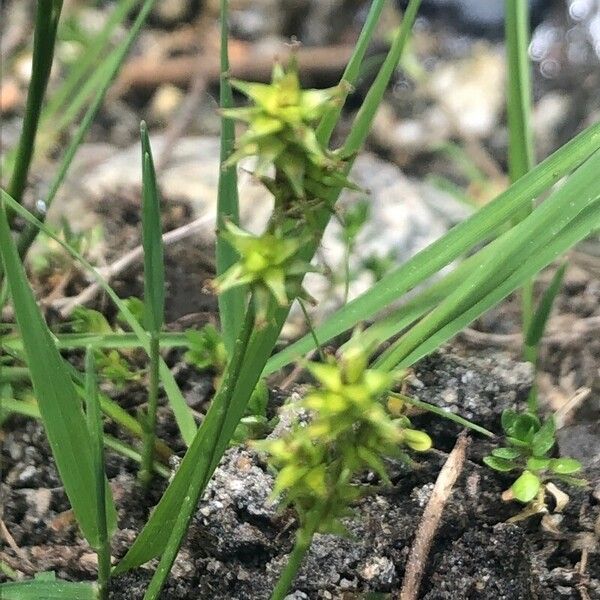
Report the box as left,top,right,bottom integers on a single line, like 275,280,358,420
2,346,599,599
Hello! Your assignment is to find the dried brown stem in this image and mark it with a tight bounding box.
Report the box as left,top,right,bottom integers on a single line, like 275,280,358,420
398,432,470,600
52,213,213,317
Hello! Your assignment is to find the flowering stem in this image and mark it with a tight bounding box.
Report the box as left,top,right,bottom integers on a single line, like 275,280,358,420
139,331,161,487
270,511,322,600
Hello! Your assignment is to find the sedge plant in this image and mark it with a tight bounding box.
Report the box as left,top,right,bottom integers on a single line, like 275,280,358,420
1,0,600,598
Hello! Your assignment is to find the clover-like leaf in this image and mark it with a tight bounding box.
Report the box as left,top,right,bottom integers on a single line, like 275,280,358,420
484,456,517,472
531,416,556,457
526,456,551,472
550,457,582,475
491,447,522,460
511,470,541,503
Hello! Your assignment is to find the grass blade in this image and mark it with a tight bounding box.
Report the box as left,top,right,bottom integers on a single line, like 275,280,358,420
139,122,165,485
85,348,113,599
525,262,567,350
374,150,600,371
140,121,165,334
2,398,171,478
15,0,158,262
389,201,599,372
506,0,536,337
0,200,113,549
506,0,535,184
7,0,63,208
216,0,245,355
2,190,197,445
0,575,97,600
114,303,256,579
341,0,423,158
316,0,387,145
265,121,600,374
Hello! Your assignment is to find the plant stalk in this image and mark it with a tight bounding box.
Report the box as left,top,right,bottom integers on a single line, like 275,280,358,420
143,300,256,600
139,331,161,487
14,0,157,263
7,0,62,211
505,0,536,360
270,523,317,600
85,348,111,599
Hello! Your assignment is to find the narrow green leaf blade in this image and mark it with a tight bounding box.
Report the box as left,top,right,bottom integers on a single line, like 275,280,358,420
140,121,165,333
0,577,97,600
216,0,245,354
85,348,117,539
2,191,197,446
0,201,106,548
525,262,567,347
265,121,600,374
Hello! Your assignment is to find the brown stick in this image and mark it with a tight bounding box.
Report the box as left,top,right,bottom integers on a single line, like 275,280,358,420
114,44,355,95
399,432,470,600
52,213,214,317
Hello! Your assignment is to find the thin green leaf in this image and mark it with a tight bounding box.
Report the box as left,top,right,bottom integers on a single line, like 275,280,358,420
383,201,600,372
140,122,165,333
117,304,256,597
7,0,63,208
506,0,535,184
0,574,97,600
525,262,567,348
1,331,189,351
316,0,387,145
0,200,112,549
390,392,495,438
1,398,170,478
15,0,158,262
374,149,600,371
265,122,600,375
216,0,245,355
85,348,113,595
506,0,535,339
2,191,197,445
341,0,423,158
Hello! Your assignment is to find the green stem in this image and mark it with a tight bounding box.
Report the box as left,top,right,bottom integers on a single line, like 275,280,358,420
142,300,256,600
505,0,535,349
97,536,111,600
14,0,157,262
389,392,496,438
139,331,160,487
85,348,111,600
7,0,62,210
216,0,244,355
270,523,317,600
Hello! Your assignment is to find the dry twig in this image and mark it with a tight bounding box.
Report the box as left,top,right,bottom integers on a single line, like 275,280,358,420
53,213,213,317
114,44,355,94
398,432,470,600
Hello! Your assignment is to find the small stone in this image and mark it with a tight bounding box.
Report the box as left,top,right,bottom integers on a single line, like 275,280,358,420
79,553,98,573
150,84,184,123
16,465,37,486
25,488,52,517
360,556,396,584
0,78,23,114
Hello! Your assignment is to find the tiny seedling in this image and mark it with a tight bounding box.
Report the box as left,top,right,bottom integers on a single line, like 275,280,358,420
484,410,584,518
